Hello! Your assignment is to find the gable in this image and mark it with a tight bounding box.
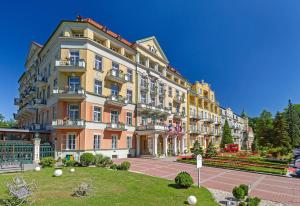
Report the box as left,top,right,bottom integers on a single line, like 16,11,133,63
25,42,42,67
136,36,169,62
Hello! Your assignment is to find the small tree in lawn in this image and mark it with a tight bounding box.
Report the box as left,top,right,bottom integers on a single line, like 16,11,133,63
191,140,203,158
285,100,300,148
205,141,217,158
221,120,233,149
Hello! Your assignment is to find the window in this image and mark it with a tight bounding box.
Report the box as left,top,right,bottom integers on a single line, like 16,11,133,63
111,110,119,124
159,97,163,107
150,79,155,92
93,106,102,122
168,86,172,97
68,76,80,92
112,62,119,70
126,112,132,126
141,92,146,104
169,102,172,110
112,135,118,149
67,134,76,150
126,90,132,103
176,90,180,97
159,83,164,95
70,51,80,65
94,80,102,95
94,55,102,71
52,106,56,119
141,76,147,87
47,85,50,98
53,78,57,87
182,107,186,115
127,69,132,81
150,96,156,106
111,84,119,96
93,135,101,149
127,136,132,149
68,104,79,120
142,116,147,125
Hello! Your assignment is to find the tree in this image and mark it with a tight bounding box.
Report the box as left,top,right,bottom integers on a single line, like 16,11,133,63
256,110,273,147
220,120,233,148
191,140,203,158
0,114,17,128
272,112,290,149
285,100,300,147
205,141,217,158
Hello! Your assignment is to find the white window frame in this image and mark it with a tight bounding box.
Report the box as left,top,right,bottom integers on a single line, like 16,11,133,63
94,55,103,71
112,135,118,149
93,106,102,122
127,136,132,149
66,133,76,150
94,79,102,95
126,112,132,126
93,134,101,149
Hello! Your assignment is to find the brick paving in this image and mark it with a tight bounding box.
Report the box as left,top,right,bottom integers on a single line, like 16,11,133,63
114,158,300,206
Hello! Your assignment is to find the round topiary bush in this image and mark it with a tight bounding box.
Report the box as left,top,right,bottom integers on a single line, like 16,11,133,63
174,171,193,188
80,153,95,166
40,157,56,168
110,164,118,170
239,184,249,196
232,186,245,201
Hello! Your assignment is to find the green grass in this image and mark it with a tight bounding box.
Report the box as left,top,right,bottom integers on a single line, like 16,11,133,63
0,167,218,206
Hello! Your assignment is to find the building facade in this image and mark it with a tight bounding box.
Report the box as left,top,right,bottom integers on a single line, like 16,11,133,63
187,81,221,149
220,107,249,149
14,17,252,160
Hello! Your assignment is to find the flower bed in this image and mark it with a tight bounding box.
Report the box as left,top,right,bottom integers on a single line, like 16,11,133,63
177,158,286,175
212,156,288,166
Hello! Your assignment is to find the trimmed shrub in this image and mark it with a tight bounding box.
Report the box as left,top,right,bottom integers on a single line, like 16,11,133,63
40,157,55,168
174,171,193,188
232,186,245,201
65,160,78,167
80,153,95,166
94,154,104,165
117,161,131,170
247,197,261,206
238,202,246,206
239,184,249,196
96,156,113,167
110,164,118,170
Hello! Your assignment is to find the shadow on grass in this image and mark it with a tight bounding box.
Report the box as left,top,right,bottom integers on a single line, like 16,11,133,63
168,183,188,190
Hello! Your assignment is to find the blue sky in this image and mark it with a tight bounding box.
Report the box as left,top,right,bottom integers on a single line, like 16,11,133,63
1,0,300,120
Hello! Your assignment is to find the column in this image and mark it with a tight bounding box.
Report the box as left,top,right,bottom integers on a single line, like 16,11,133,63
33,137,41,163
136,53,140,64
173,136,178,156
163,135,168,156
181,135,186,154
136,135,141,156
153,134,158,156
145,58,150,68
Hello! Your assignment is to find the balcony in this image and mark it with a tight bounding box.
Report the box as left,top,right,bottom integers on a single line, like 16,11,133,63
190,113,200,121
14,98,20,105
55,59,86,73
33,98,47,108
137,103,150,113
106,69,128,84
105,95,127,107
203,117,214,124
52,119,85,129
53,87,86,100
136,123,168,131
173,111,186,119
189,127,201,135
35,75,47,87
173,95,185,104
167,125,185,135
105,123,127,131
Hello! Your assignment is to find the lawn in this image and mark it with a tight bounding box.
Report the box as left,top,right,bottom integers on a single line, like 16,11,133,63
0,167,218,206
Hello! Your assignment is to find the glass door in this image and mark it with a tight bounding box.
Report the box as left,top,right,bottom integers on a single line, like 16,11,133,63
68,104,79,120
68,76,80,92
70,51,80,65
111,110,119,124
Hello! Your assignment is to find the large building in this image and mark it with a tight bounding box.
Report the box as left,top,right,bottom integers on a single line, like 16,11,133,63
14,17,252,161
187,81,221,149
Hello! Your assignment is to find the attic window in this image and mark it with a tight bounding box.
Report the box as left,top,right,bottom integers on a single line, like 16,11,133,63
148,45,157,54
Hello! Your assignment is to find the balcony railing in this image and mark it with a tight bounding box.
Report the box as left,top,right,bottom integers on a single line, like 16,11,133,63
33,98,46,108
55,59,86,68
53,87,86,100
173,95,185,104
173,111,186,119
105,95,127,107
203,117,214,123
52,119,85,128
136,123,168,131
105,122,127,131
106,69,128,84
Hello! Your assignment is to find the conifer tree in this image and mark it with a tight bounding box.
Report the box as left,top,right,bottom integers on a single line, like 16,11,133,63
285,100,300,147
220,120,233,148
273,112,290,149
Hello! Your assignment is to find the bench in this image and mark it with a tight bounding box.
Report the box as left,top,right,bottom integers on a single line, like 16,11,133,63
0,161,24,173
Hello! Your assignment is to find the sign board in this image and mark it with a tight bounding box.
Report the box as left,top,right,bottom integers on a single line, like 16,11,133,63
196,154,202,168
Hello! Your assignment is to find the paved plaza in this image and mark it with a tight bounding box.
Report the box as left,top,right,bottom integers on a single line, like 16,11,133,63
115,158,300,205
